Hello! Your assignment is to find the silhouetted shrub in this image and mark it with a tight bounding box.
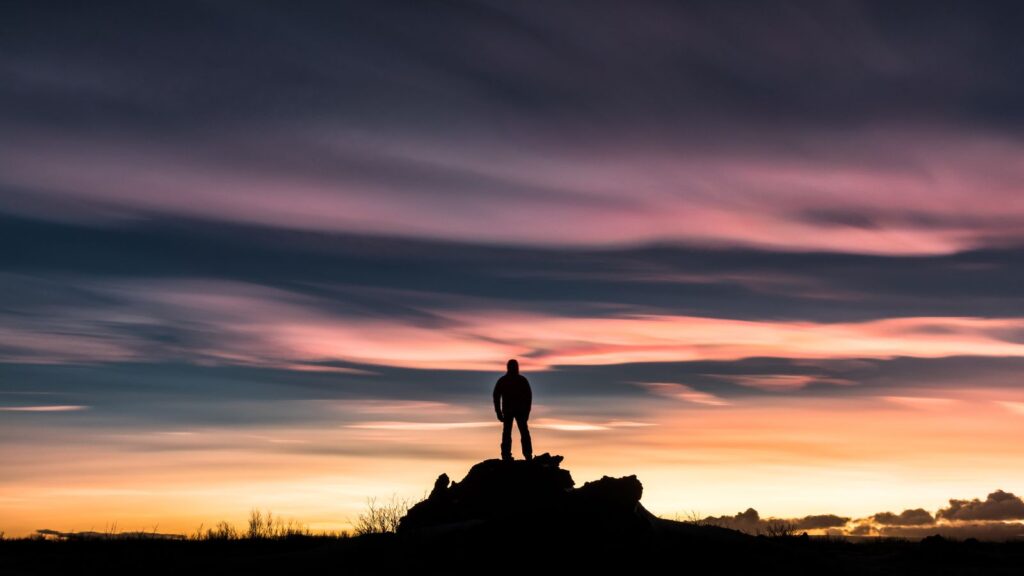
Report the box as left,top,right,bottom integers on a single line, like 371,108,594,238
354,496,410,535
205,521,238,540
763,520,797,538
247,509,310,539
247,510,271,539
677,510,717,526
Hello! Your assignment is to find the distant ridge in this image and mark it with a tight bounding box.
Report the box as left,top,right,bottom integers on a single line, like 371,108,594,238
35,529,185,540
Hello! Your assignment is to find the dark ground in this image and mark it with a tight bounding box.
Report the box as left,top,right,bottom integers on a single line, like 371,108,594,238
4,529,1024,576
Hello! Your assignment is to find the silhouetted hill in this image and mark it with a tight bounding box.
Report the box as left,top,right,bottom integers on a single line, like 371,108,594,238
399,453,659,535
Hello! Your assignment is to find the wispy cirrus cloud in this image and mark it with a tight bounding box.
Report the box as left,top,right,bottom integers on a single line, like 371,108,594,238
6,276,1024,370
4,3,1024,255
639,383,730,406
346,421,492,431
6,130,1024,255
995,401,1024,416
0,405,88,412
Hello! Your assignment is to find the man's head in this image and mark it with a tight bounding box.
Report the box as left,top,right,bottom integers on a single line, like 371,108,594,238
506,359,519,374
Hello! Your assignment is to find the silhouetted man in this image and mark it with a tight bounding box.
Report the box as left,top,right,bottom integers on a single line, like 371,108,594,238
493,359,532,461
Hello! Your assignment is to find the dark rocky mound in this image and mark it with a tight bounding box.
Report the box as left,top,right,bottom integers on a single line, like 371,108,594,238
399,453,656,535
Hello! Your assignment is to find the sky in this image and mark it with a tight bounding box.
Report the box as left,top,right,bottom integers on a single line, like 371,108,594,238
3,0,1024,538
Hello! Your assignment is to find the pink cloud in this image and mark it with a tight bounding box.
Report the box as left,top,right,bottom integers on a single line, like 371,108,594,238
714,374,852,391
641,383,730,406
531,419,610,432
346,421,493,431
4,128,1024,255
996,401,1024,416
6,279,1024,370
884,396,961,410
0,326,139,364
0,405,88,412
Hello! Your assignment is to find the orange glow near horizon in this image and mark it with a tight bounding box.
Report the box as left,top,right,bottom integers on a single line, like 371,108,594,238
5,388,1024,538
5,284,1024,537
5,290,1024,537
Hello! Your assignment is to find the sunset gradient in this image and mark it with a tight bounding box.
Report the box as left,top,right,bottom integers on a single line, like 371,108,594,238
3,1,1024,539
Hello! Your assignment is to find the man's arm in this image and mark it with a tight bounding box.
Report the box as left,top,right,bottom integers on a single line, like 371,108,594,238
492,379,503,421
524,376,532,415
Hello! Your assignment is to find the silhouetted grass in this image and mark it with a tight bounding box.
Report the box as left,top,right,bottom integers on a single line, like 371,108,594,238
182,510,349,541
27,510,348,543
673,510,719,527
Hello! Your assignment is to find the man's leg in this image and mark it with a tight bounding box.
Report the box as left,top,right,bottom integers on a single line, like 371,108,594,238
515,414,532,460
501,417,513,461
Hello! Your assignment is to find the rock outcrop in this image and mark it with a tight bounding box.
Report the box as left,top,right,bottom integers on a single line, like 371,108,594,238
398,453,655,534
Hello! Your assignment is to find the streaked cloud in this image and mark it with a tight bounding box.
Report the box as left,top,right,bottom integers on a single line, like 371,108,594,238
4,4,1024,254
640,383,730,406
7,131,1024,255
883,396,961,410
995,401,1024,416
532,420,610,432
346,421,492,431
710,374,852,391
6,275,1024,371
0,405,88,412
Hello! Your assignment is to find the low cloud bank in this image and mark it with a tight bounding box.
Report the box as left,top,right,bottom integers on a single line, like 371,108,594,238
699,490,1024,541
